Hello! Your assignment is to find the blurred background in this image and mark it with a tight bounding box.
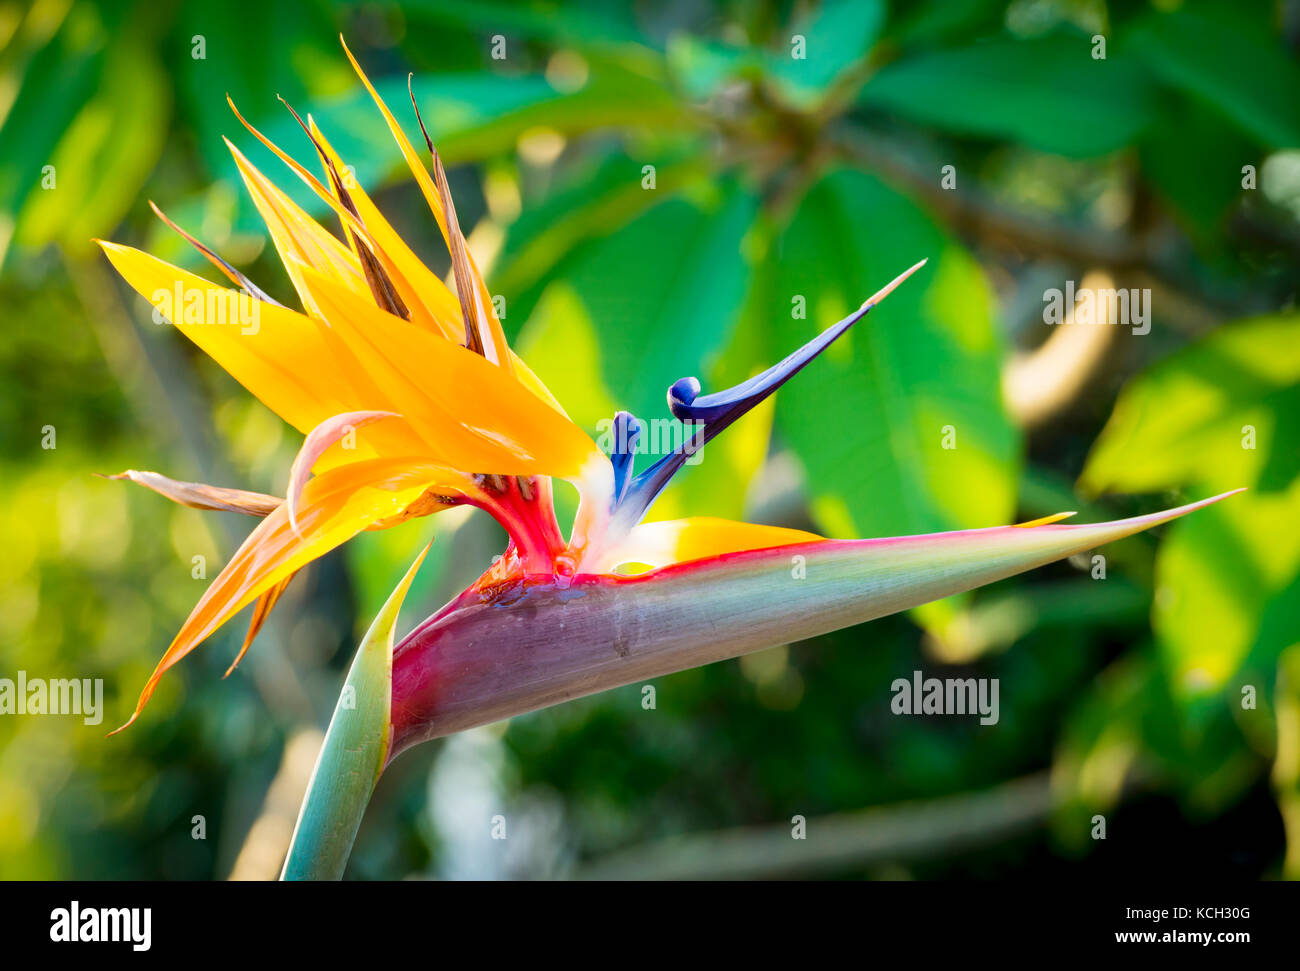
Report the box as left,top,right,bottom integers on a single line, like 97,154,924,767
1,0,1299,880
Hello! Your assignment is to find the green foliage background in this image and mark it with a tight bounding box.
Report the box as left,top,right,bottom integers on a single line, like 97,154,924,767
1,0,1298,879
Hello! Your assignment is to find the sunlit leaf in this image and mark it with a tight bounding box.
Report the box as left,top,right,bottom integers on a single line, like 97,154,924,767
519,182,757,427
2,8,168,259
1081,314,1300,496
494,149,710,320
1153,483,1300,704
759,168,1019,538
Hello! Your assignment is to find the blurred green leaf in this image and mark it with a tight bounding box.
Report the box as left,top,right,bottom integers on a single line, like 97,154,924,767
1064,309,1300,824
0,2,147,261
1153,483,1300,703
516,180,757,426
493,149,711,320
760,167,1019,538
859,31,1155,157
665,34,762,101
668,0,884,106
1082,313,1300,718
513,280,619,434
890,0,1005,47
766,0,885,103
233,52,686,232
1274,643,1300,878
1081,314,1300,496
1052,651,1153,850
1138,99,1254,247
14,40,168,255
176,0,347,179
1127,5,1300,150
404,0,645,48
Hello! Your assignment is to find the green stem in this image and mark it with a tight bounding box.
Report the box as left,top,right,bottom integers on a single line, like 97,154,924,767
281,546,428,880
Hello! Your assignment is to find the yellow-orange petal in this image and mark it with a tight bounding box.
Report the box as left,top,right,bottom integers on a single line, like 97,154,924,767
308,120,567,417
287,410,398,533
296,261,602,478
225,571,296,678
297,115,568,416
428,145,512,370
224,139,369,313
96,241,429,465
604,517,826,572
99,240,346,429
226,103,444,335
306,118,464,339
113,457,469,732
340,36,450,245
1012,511,1078,528
339,40,506,350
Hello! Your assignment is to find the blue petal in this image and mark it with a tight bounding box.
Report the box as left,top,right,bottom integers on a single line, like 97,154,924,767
609,411,642,504
603,259,926,533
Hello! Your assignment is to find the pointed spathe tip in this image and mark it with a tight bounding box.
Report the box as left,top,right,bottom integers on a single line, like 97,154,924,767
1180,486,1248,511
1051,487,1247,537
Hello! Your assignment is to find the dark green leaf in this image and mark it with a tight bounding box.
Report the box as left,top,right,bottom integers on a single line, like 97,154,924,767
1126,5,1300,150
859,32,1155,157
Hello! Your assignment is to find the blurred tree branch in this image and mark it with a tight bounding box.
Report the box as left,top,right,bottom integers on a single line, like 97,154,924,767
829,128,1232,336
573,772,1053,880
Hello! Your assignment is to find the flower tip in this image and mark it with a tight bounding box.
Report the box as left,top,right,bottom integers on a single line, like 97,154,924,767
106,710,139,738
1152,487,1246,524
340,34,363,69
1202,486,1247,506
667,376,701,412
860,257,928,311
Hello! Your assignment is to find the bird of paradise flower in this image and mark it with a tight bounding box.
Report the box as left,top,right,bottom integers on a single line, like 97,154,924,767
96,38,1240,878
